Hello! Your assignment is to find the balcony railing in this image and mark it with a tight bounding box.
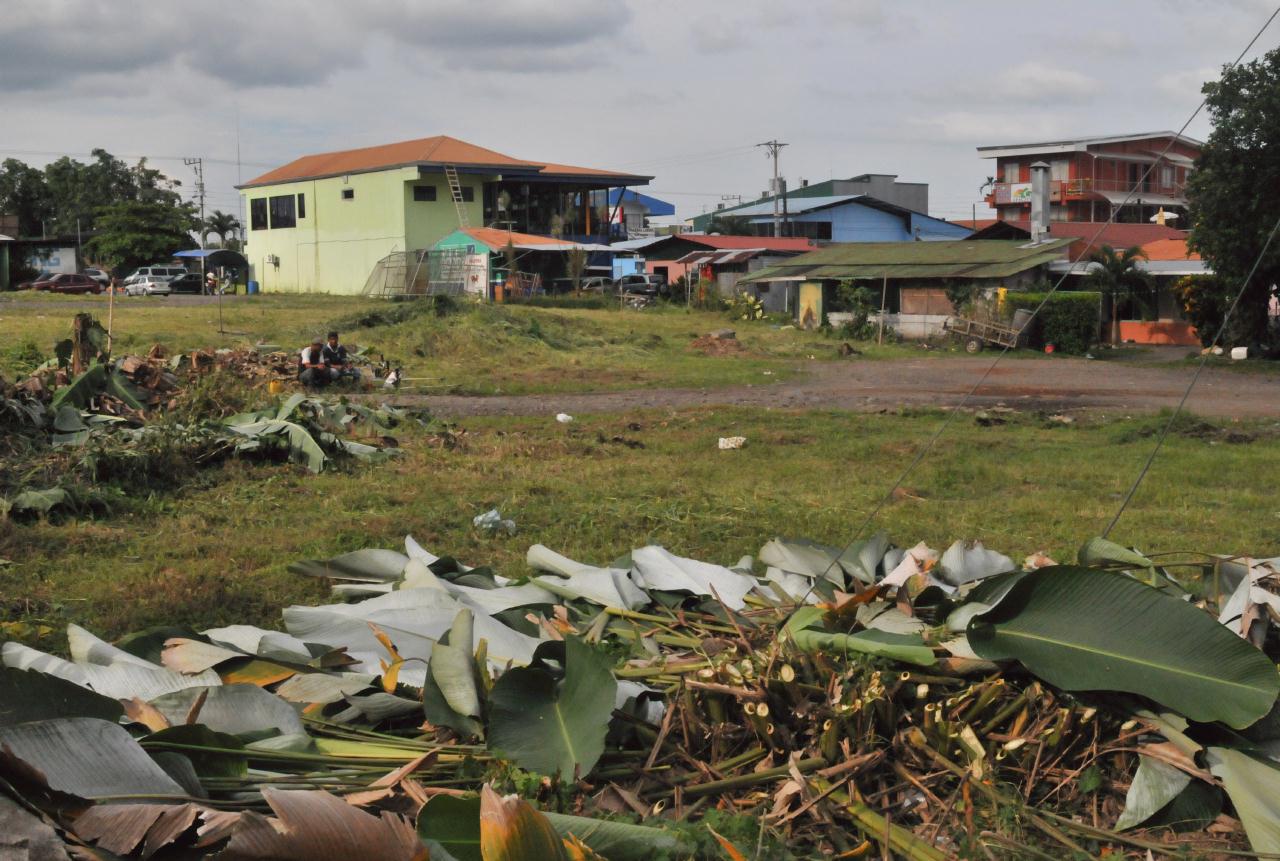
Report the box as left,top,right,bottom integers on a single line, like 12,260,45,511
990,178,1186,205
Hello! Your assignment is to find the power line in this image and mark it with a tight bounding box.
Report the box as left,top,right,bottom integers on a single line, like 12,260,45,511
1102,210,1280,538
800,2,1280,599
0,147,275,169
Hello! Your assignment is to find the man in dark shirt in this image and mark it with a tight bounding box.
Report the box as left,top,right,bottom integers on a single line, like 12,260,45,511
322,331,360,384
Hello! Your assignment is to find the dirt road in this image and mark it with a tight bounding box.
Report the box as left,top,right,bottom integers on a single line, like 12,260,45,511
397,355,1280,419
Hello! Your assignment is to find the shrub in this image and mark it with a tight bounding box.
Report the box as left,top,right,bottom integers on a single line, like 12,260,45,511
826,281,878,339
1170,275,1228,348
1004,291,1101,354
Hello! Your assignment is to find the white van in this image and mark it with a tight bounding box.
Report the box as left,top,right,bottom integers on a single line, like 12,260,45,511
123,265,188,286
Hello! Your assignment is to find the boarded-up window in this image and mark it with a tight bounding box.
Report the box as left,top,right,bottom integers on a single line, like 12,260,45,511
899,288,954,315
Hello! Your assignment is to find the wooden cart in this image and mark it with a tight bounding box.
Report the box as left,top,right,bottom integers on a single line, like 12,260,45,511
942,315,1026,353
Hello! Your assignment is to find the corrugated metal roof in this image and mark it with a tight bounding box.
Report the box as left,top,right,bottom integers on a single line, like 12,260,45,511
713,195,860,217
674,249,764,265
682,234,817,252
240,135,648,188
738,239,1070,284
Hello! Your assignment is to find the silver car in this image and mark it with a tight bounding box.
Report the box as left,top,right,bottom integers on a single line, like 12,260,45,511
124,275,172,296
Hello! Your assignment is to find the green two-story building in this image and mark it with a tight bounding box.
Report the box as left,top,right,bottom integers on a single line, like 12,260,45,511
237,135,649,294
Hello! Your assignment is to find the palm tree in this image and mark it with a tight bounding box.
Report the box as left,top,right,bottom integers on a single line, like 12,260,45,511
979,176,996,197
1086,244,1154,343
705,214,755,236
203,210,242,249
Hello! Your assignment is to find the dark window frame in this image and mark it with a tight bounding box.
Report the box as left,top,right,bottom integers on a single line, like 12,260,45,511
460,186,474,202
250,198,268,230
342,188,355,200
413,185,437,202
269,194,296,229
297,193,306,218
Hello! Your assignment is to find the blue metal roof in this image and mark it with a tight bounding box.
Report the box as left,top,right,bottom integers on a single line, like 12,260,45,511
606,188,675,217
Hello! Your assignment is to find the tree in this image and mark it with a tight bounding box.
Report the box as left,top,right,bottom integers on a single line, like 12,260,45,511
203,210,242,248
1086,245,1154,342
705,214,755,236
86,200,198,274
1187,45,1280,348
0,159,52,237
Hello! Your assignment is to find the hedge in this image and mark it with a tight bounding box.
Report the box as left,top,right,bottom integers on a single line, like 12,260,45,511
1004,291,1101,355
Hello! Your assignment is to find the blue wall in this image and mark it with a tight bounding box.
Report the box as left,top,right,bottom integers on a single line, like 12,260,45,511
773,202,971,242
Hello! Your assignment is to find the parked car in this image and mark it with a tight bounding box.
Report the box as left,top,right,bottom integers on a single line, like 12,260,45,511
614,273,667,296
81,268,111,288
167,272,206,295
550,275,615,293
123,265,187,286
22,273,103,294
124,276,172,296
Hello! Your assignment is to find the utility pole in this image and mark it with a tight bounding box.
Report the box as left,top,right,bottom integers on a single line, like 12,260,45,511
756,140,787,237
185,157,216,330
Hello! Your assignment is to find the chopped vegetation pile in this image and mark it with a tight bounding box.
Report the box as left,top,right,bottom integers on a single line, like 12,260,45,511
1,315,415,520
3,531,1279,859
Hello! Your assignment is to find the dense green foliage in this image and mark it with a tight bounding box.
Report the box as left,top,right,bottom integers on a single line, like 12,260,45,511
1187,45,1280,348
1085,245,1155,322
0,149,196,280
1171,275,1229,347
1005,291,1101,354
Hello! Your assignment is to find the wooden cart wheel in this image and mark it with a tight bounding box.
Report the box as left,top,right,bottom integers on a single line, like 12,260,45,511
965,337,984,354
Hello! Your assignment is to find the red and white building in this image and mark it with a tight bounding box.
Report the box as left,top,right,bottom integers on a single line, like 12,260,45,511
978,132,1201,224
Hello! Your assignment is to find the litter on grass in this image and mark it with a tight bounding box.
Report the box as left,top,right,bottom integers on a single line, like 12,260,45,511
3,533,1280,858
718,435,747,449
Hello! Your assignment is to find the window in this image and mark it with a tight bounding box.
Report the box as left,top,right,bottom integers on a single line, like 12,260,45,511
342,188,354,200
413,185,437,202
460,186,474,202
1160,165,1175,188
269,194,296,229
1050,159,1070,181
1003,161,1019,184
250,198,268,230
297,193,305,218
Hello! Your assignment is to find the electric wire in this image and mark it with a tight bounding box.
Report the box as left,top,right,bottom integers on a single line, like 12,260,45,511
1101,210,1280,539
802,3,1280,596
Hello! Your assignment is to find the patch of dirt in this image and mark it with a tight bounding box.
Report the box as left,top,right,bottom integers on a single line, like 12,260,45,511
383,355,1280,420
689,335,746,356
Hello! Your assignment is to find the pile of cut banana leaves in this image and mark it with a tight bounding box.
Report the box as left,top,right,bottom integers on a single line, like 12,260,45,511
4,534,1280,859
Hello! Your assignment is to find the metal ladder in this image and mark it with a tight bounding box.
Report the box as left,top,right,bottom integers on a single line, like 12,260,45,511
443,165,470,229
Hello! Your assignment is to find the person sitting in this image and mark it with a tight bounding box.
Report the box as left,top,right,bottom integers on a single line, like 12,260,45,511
322,331,361,384
298,337,329,388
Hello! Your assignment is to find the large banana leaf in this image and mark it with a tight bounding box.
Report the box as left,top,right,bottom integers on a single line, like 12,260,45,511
1207,746,1280,853
543,812,687,861
0,717,185,798
0,667,123,727
487,639,616,778
968,567,1280,728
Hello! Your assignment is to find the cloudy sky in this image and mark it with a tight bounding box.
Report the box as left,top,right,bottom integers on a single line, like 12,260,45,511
2,0,1277,225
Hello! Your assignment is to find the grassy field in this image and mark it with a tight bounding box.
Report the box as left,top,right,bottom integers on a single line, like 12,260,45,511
0,293,929,395
3,406,1277,646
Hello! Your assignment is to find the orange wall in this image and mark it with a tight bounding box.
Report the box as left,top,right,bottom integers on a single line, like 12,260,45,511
1117,320,1200,346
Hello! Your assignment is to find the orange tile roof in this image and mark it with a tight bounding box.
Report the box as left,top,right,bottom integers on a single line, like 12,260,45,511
1141,237,1201,261
462,227,575,251
241,136,648,187
949,218,999,231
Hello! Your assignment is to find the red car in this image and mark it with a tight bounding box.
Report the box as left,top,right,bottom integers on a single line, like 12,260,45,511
20,273,103,294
